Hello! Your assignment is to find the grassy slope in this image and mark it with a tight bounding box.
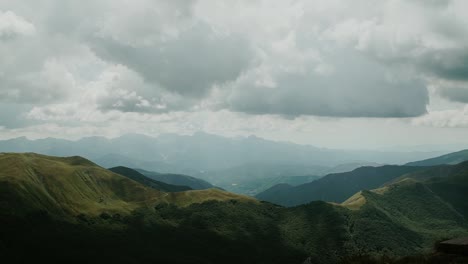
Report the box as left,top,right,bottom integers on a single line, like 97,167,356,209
256,165,424,206
1,153,468,263
346,184,468,256
109,166,192,192
341,162,468,256
225,175,322,196
0,153,348,263
0,153,255,218
136,168,215,190
0,153,160,217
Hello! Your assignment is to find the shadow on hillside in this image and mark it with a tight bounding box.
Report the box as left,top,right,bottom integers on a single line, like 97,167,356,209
0,202,307,264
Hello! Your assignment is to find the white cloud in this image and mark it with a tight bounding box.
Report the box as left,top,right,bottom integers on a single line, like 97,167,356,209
0,10,35,39
413,105,468,128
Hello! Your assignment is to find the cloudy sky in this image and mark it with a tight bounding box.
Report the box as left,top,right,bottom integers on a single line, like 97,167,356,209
1,0,468,150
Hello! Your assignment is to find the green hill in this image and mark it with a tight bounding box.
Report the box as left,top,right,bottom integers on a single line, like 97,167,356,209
109,166,192,192
340,161,468,256
342,181,468,256
0,153,254,217
1,153,468,264
256,165,424,206
0,152,164,217
136,168,215,190
406,149,468,166
0,153,344,263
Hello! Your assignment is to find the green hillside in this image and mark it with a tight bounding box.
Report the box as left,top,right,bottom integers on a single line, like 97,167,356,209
0,153,254,217
343,181,468,256
136,168,215,190
0,153,345,263
109,166,192,192
406,149,468,166
340,161,468,256
0,152,163,217
256,165,424,206
1,153,468,263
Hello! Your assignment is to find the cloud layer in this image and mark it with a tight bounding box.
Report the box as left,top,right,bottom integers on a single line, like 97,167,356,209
0,0,467,139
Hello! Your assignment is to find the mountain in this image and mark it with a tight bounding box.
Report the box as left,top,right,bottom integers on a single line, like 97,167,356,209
406,149,468,166
256,165,425,206
0,134,449,196
109,167,192,192
1,152,468,263
136,168,215,190
94,153,181,174
226,175,323,196
340,161,468,257
0,152,162,216
195,162,326,195
0,152,347,263
340,181,468,257
0,133,447,172
0,153,254,217
323,162,383,175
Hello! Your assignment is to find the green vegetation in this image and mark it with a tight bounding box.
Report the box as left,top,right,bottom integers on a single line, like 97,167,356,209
0,153,253,217
109,166,192,192
1,153,468,263
136,168,215,190
346,183,468,256
256,165,424,206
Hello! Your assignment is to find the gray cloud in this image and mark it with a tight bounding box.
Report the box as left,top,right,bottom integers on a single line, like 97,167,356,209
0,0,467,122
439,86,468,103
226,48,428,118
89,22,252,99
0,103,38,128
419,50,468,81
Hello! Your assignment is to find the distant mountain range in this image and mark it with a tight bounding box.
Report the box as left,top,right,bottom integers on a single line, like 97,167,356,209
0,133,450,195
0,133,448,171
406,149,468,166
256,165,425,206
257,149,468,206
1,152,467,263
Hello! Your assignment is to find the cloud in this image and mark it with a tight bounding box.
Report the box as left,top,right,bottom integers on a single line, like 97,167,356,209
438,86,468,103
89,65,194,113
89,22,252,99
412,105,468,128
322,0,468,87
0,58,77,103
221,40,428,118
1,0,468,133
0,10,35,40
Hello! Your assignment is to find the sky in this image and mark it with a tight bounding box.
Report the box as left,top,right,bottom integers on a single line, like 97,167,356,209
0,0,468,150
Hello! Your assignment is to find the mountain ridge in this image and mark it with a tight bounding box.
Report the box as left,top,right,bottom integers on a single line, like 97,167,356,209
256,165,425,206
406,149,468,167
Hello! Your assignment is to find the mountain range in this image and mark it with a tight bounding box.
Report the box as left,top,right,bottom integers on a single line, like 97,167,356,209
1,152,468,263
0,133,449,194
257,149,468,207
405,149,468,166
